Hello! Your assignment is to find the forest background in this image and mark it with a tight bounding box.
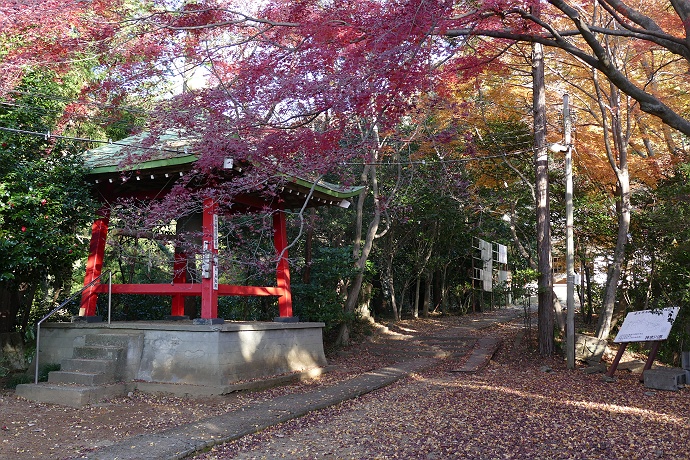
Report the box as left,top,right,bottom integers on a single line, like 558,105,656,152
1,0,690,374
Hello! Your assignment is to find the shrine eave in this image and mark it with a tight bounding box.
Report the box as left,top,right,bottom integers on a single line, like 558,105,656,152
82,132,362,207
88,155,197,175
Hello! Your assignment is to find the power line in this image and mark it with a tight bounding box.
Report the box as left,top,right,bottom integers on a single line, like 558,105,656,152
3,91,537,144
0,101,140,130
6,89,149,115
0,125,184,154
335,150,532,166
0,124,534,167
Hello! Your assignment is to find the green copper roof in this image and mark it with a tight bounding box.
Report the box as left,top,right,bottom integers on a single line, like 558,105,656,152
84,131,196,174
83,131,362,200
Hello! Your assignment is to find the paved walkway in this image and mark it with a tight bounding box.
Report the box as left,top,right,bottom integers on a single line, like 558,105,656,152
82,308,523,460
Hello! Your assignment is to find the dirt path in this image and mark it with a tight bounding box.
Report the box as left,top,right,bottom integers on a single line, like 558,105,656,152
2,310,687,460
196,321,690,460
0,312,498,459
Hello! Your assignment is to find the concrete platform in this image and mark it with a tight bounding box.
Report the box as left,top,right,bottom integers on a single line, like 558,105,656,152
36,320,326,390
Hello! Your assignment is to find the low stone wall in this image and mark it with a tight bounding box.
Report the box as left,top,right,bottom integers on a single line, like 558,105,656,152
38,321,327,387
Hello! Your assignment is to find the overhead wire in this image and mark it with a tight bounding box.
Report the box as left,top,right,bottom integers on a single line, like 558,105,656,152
6,89,149,115
0,102,140,131
2,91,537,143
0,125,185,154
0,124,535,166
1,93,537,166
340,149,532,166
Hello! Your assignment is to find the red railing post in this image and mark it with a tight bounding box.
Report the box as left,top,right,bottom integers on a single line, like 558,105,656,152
171,250,187,317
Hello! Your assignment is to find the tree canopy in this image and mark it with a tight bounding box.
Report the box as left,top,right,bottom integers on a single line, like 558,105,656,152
1,0,690,356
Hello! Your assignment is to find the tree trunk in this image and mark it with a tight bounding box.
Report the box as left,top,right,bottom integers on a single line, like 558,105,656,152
437,268,446,314
387,275,399,322
338,158,383,346
554,294,566,331
533,37,554,356
0,281,20,333
422,273,431,317
400,280,410,320
596,183,630,339
413,276,420,318
302,209,315,284
0,277,39,334
594,78,632,341
383,245,399,322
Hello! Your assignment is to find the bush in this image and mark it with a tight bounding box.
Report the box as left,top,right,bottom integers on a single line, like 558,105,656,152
292,247,356,333
2,363,60,389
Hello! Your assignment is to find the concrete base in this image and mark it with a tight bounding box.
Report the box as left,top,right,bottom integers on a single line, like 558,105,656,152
643,367,687,391
192,318,224,325
164,315,190,321
274,316,300,323
131,366,333,397
37,320,327,388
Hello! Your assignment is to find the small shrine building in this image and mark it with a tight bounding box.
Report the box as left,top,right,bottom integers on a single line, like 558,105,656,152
79,131,360,324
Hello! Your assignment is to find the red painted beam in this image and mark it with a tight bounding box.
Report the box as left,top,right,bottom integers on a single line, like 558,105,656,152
93,283,284,297
219,285,284,296
200,198,219,319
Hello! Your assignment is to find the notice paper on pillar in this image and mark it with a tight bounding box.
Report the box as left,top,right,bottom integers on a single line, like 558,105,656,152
614,307,680,343
213,214,218,250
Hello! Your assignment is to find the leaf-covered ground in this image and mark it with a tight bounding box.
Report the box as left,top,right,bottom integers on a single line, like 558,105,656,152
196,319,690,460
1,310,688,459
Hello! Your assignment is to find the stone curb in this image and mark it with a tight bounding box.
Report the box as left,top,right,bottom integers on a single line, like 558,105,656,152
82,357,436,460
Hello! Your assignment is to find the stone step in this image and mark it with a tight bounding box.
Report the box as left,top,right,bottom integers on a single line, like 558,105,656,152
73,345,124,361
15,382,127,408
48,370,114,386
450,338,502,373
61,358,114,374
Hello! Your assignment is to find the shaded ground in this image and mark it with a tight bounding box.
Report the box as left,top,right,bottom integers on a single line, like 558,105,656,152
1,308,687,459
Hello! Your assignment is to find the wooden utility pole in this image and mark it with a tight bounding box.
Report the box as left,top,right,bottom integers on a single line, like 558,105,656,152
564,94,575,369
532,14,554,356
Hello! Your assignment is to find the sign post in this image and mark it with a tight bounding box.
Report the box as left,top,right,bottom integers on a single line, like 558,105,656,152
606,307,679,378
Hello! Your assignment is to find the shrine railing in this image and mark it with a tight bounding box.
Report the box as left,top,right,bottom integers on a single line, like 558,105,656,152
33,271,112,384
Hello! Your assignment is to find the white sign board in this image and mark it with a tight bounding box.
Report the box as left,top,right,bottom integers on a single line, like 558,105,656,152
613,307,680,343
497,244,508,264
480,239,492,261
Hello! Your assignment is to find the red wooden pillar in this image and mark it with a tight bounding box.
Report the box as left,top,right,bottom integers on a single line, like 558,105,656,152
79,207,110,318
273,208,293,318
197,197,222,323
170,250,187,317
